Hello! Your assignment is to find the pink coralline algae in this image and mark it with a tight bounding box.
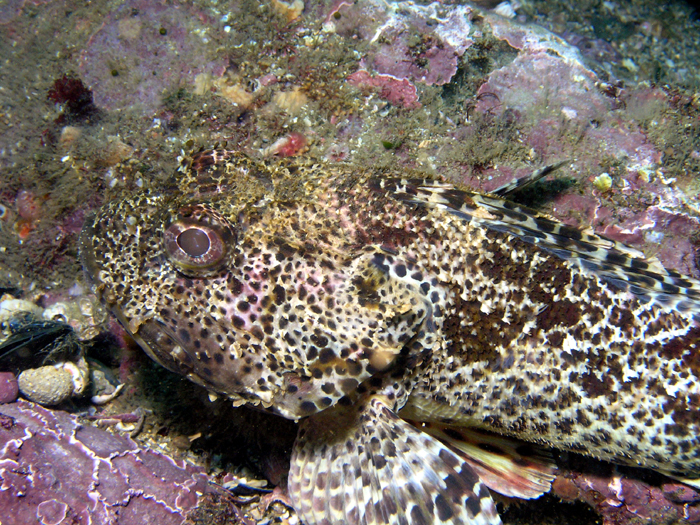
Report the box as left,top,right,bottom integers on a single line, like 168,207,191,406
347,70,420,109
331,0,473,107
474,50,610,125
0,400,227,525
79,1,224,113
370,34,460,87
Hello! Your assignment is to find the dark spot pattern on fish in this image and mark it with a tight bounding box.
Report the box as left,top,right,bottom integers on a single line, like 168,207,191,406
80,150,700,525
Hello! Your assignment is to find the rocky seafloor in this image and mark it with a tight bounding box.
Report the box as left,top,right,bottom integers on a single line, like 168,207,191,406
1,0,700,524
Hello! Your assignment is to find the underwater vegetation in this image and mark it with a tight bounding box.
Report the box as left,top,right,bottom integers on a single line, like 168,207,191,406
1,0,700,524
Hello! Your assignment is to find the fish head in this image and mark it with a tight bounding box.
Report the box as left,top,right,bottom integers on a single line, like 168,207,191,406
80,151,429,419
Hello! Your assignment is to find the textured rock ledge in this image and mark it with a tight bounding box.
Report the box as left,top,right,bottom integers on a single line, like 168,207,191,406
0,400,227,525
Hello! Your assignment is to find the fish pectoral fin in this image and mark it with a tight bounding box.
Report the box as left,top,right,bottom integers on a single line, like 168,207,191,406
412,422,557,500
289,396,502,525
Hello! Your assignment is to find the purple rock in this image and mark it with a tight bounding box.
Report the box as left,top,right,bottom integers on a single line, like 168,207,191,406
663,482,700,504
456,14,700,279
0,400,228,524
552,461,700,525
0,372,18,404
79,0,225,114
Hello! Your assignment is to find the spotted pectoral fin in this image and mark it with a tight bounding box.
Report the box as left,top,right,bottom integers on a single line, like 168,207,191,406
289,396,502,525
387,177,700,314
411,422,557,499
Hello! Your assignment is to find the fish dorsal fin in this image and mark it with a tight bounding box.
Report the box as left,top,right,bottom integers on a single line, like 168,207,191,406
491,161,569,198
289,395,502,525
408,421,556,500
387,178,700,317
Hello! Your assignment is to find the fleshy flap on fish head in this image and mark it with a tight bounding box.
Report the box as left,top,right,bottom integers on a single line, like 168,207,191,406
80,150,434,420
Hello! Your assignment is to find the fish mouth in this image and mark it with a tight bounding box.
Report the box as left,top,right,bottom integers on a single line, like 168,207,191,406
129,317,296,414
128,318,196,375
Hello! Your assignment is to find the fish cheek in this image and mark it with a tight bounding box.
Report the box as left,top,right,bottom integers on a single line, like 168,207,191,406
270,254,435,419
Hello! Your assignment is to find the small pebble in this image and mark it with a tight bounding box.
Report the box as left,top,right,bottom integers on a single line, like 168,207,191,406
18,366,74,405
0,372,19,404
493,1,517,18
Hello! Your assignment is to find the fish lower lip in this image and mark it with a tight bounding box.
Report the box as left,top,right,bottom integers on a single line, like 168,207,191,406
114,314,194,376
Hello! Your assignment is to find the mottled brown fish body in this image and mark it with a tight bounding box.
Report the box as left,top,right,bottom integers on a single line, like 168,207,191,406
321,174,700,478
81,149,700,495
395,213,700,478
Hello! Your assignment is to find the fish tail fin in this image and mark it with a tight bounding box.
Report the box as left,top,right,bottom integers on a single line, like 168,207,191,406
289,396,502,525
412,421,557,499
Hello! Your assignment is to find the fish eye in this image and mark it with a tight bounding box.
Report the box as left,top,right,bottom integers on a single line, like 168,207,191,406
177,227,210,257
163,204,235,275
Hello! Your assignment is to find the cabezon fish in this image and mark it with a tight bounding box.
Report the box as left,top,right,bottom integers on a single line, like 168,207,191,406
80,149,700,525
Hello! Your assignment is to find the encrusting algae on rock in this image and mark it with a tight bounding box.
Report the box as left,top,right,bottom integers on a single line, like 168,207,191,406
80,149,700,525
